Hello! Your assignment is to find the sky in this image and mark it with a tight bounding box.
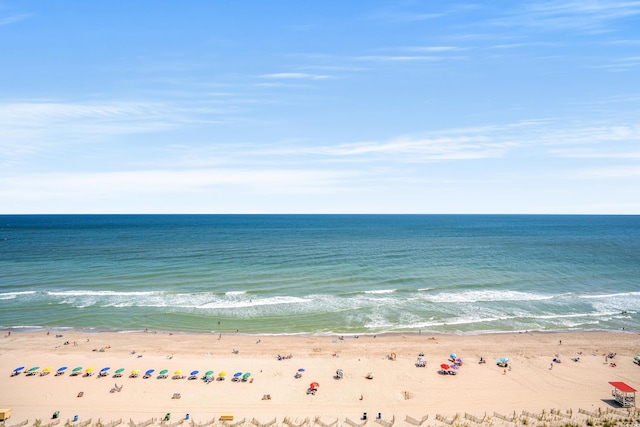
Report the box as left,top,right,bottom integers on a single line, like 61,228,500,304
1,1,639,214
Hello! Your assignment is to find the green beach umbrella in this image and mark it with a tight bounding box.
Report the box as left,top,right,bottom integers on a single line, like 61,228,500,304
72,367,83,373
115,368,125,374
159,369,169,375
28,366,40,372
205,370,214,376
242,372,251,380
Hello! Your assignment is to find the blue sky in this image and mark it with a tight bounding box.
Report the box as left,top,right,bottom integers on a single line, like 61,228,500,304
1,1,639,213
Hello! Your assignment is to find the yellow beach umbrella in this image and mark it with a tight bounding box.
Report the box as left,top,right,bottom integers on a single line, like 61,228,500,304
131,369,140,375
174,370,182,375
43,367,52,372
219,371,227,377
86,367,94,373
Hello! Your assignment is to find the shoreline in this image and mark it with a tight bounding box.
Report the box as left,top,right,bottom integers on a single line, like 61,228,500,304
1,329,639,424
3,325,638,337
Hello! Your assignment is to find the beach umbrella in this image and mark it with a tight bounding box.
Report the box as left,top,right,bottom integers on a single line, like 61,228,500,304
634,356,640,361
57,366,67,374
13,366,25,374
219,371,227,377
451,364,459,370
86,367,94,374
190,370,199,376
100,367,110,373
440,364,450,370
28,366,40,373
131,369,140,376
174,370,182,375
72,367,83,373
242,372,251,380
160,369,169,375
309,382,319,389
145,369,155,376
450,353,457,359
233,372,242,378
205,370,214,377
298,368,305,372
500,357,509,363
115,368,125,374
43,367,52,373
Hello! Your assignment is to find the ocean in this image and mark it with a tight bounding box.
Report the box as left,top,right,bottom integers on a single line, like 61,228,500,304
1,215,638,335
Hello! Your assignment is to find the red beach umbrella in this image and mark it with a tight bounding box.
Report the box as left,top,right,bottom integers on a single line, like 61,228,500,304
440,364,450,370
309,382,319,389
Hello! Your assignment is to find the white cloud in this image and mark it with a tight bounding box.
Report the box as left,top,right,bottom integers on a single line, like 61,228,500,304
0,14,29,26
355,55,442,62
260,73,332,80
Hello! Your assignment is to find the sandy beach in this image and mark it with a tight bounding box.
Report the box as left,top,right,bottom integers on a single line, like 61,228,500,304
1,330,639,425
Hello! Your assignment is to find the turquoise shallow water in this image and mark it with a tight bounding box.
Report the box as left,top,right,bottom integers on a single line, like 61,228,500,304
1,215,638,334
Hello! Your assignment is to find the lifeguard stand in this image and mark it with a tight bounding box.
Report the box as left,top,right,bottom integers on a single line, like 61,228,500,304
609,382,636,407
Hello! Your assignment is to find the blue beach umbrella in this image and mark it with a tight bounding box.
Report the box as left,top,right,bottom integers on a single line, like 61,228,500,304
298,368,305,372
450,353,457,359
145,369,155,376
13,366,25,374
190,370,199,376
100,367,110,373
234,372,242,378
57,366,67,373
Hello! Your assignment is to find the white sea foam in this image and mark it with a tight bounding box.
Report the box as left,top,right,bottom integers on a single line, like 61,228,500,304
577,291,640,299
424,290,553,303
0,291,36,300
363,289,396,294
47,290,157,297
225,291,247,296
